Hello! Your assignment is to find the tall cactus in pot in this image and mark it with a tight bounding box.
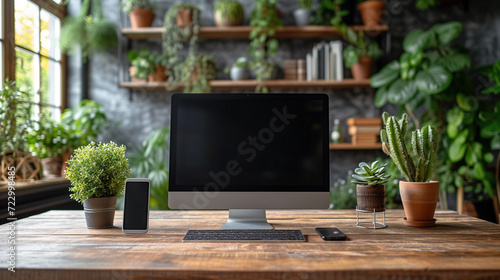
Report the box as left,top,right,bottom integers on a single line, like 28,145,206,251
380,112,440,227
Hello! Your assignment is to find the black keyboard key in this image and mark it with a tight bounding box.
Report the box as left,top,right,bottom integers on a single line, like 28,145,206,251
182,229,306,242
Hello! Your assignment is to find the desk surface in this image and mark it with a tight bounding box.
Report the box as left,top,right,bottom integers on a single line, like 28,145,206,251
1,209,500,280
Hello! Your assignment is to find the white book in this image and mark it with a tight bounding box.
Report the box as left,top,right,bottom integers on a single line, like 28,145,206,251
312,45,318,80
324,43,330,81
334,41,344,81
330,47,336,81
306,53,312,81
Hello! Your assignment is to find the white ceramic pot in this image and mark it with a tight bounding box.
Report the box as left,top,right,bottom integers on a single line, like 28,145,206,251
293,9,311,26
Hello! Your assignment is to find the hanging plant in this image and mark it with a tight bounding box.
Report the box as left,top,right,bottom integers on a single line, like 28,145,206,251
60,0,118,61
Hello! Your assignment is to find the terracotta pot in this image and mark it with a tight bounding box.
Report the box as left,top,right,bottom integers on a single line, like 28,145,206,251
129,8,155,28
214,10,243,27
41,157,62,177
400,181,440,227
148,66,168,82
60,151,72,177
358,1,386,26
177,8,193,27
83,196,117,229
356,184,385,212
351,56,374,80
129,66,145,82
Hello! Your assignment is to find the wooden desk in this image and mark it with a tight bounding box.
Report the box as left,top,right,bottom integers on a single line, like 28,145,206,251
1,210,500,279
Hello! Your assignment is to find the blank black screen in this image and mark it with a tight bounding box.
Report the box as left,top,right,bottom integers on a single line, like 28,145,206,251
169,94,329,192
123,182,149,230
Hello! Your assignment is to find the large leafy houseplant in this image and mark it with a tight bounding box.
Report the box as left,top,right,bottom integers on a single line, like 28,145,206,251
249,0,283,92
60,0,117,61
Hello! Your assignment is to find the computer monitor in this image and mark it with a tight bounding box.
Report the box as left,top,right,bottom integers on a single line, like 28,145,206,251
168,93,330,229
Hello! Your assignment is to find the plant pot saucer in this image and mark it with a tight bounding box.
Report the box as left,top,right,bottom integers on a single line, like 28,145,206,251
403,217,436,227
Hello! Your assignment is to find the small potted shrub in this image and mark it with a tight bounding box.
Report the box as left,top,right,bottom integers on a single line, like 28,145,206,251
343,31,383,79
28,119,69,177
214,0,244,27
180,54,216,93
121,0,155,28
66,142,131,229
225,57,250,81
358,0,386,26
380,112,440,227
128,49,169,82
351,160,390,212
294,0,312,26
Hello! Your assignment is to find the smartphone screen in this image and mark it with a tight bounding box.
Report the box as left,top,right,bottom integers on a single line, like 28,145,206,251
123,179,150,233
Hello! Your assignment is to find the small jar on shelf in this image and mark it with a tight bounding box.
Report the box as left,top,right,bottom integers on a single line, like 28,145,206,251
331,119,343,143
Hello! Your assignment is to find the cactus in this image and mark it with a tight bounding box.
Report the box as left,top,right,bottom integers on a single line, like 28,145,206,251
351,160,390,186
380,112,439,182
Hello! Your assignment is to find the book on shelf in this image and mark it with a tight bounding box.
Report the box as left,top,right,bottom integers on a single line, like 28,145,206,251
305,40,344,81
346,117,382,126
348,126,382,134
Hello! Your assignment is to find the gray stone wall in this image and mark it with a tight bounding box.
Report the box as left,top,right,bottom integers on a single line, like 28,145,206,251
66,0,500,185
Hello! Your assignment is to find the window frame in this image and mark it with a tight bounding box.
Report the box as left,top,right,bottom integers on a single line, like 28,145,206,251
1,0,66,113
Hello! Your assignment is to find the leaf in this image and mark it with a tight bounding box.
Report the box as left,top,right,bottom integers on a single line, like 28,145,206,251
484,153,494,163
446,107,464,126
448,130,468,162
447,124,458,139
403,28,432,53
465,146,476,167
414,66,452,95
491,134,500,150
456,93,474,111
434,53,471,73
374,85,389,108
473,162,486,180
431,21,462,45
387,79,417,105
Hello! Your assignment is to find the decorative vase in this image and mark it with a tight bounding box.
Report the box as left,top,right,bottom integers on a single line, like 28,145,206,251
41,157,63,177
214,10,243,27
400,181,440,227
129,8,155,28
356,184,385,212
351,56,374,80
293,9,311,26
230,66,249,81
83,196,117,229
358,1,386,26
148,66,168,82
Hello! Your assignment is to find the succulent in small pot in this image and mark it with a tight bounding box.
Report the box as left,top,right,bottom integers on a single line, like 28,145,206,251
351,160,390,212
214,0,244,27
380,112,440,227
121,0,155,28
66,142,131,229
225,57,250,81
294,0,312,26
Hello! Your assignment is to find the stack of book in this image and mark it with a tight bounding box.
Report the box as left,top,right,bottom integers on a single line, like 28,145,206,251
284,60,298,80
347,117,382,144
306,40,344,81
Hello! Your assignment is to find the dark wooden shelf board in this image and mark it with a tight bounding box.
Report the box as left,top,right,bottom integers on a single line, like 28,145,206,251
329,143,382,150
122,25,389,39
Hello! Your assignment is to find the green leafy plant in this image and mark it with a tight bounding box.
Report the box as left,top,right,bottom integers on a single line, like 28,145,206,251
416,0,437,10
310,0,338,25
330,171,357,209
60,0,117,61
181,54,216,93
214,0,244,22
249,0,283,92
66,142,131,203
479,59,500,151
128,128,170,209
61,100,108,152
380,112,439,182
28,119,69,159
351,160,390,186
224,57,249,74
120,0,154,13
0,79,33,154
298,0,313,9
128,49,171,80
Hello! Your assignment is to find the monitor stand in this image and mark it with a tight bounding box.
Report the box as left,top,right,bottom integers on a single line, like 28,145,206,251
220,209,274,230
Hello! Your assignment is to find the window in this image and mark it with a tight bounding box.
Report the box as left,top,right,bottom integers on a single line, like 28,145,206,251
2,0,65,120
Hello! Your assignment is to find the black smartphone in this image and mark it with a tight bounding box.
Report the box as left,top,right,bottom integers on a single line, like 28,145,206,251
123,178,150,233
315,228,346,241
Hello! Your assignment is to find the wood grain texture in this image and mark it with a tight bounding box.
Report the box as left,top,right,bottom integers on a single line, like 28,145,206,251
1,210,499,280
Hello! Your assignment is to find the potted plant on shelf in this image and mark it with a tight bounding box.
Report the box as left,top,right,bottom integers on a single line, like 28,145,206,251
66,142,131,229
380,112,440,227
180,54,216,93
60,0,117,61
128,49,170,82
28,119,69,177
225,57,250,81
214,0,244,27
0,80,40,182
121,0,155,28
343,31,383,79
294,0,313,26
351,160,390,212
358,0,386,26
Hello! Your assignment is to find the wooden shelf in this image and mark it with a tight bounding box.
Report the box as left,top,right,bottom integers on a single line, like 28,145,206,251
329,143,382,150
122,25,389,39
119,79,371,91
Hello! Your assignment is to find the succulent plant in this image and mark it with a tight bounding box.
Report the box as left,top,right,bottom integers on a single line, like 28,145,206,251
351,160,390,186
380,112,439,182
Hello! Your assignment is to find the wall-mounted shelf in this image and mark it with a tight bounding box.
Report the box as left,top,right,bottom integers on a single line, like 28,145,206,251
122,25,389,39
119,79,371,91
329,143,382,150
